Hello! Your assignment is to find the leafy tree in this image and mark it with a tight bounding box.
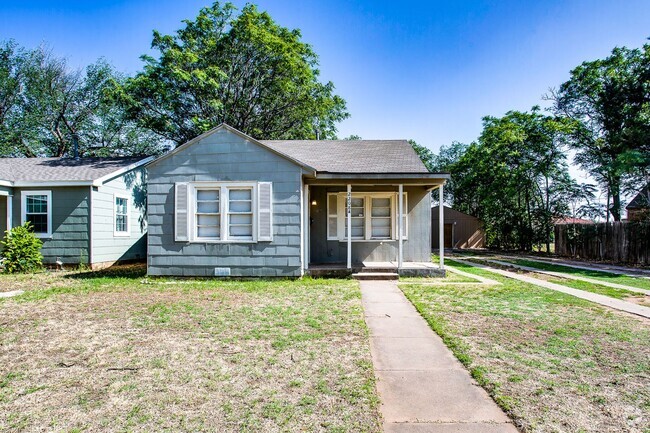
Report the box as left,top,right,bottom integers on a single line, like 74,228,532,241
549,44,650,221
450,109,576,251
0,41,164,157
117,2,348,145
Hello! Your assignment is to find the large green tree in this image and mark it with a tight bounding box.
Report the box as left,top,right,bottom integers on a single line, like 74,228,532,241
117,2,348,145
0,41,163,157
550,44,650,221
450,109,576,251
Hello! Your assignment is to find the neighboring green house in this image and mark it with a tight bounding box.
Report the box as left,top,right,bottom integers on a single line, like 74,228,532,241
0,156,152,268
146,124,449,278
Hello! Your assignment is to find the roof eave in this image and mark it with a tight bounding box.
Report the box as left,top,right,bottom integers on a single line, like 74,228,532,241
92,155,155,186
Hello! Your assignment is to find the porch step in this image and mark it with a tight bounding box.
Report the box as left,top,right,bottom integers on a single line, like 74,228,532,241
352,272,399,280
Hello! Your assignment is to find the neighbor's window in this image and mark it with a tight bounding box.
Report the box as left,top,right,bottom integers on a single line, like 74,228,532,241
327,192,407,241
114,194,130,236
22,191,52,237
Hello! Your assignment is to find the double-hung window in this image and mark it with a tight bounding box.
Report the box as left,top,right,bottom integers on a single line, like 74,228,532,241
22,191,52,237
327,192,407,241
114,194,130,236
228,188,254,240
177,182,270,243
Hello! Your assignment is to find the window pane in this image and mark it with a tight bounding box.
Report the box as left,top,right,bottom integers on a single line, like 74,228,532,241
27,195,47,214
328,195,337,216
328,217,337,238
230,214,252,225
197,190,219,201
229,201,252,212
197,215,220,226
230,224,253,237
351,197,363,207
372,217,390,228
372,227,391,238
229,189,251,201
372,198,390,208
27,214,47,233
197,201,219,213
116,215,127,232
197,225,220,238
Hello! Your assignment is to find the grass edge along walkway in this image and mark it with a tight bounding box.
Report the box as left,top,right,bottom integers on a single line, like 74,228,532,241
484,259,650,296
454,258,650,319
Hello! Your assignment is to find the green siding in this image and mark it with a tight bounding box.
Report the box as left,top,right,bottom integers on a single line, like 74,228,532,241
147,128,304,277
12,187,90,264
91,169,147,264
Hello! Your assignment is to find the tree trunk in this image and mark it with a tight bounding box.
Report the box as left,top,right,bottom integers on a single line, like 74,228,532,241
610,176,622,222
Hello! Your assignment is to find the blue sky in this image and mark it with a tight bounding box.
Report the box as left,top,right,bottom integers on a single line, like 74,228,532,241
1,0,649,161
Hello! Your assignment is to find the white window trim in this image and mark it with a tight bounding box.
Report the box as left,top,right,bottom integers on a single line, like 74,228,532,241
188,181,258,243
21,190,52,238
113,193,131,237
327,192,408,242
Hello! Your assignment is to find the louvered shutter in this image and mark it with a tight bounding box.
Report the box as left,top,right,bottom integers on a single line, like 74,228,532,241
257,182,273,241
175,182,189,242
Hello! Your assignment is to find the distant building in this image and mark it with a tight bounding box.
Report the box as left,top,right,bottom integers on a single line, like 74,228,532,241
626,185,649,221
432,206,485,249
553,216,593,225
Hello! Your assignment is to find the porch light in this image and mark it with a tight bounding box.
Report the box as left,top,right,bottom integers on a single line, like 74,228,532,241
311,200,317,206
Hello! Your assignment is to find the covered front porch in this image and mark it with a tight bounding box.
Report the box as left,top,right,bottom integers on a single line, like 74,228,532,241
299,174,448,278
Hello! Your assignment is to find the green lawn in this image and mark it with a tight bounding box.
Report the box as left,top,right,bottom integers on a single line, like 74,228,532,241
401,259,650,433
504,258,650,292
464,257,648,303
0,266,381,433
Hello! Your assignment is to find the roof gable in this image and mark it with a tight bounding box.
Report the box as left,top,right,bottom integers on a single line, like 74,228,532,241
146,124,316,172
627,185,650,209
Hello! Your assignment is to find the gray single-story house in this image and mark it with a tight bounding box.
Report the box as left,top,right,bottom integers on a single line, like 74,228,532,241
0,156,152,268
147,124,449,277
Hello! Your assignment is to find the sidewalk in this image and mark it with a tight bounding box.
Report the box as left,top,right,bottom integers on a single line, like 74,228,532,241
360,280,519,433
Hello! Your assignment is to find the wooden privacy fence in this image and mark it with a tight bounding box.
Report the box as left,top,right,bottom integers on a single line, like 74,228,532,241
555,222,650,265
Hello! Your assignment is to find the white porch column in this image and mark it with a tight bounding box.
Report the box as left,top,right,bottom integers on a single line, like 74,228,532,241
299,183,305,276
7,195,12,231
303,184,310,271
439,183,444,270
398,184,403,269
346,184,352,269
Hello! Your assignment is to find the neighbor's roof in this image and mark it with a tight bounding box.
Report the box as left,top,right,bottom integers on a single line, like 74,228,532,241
0,156,153,185
626,185,649,209
261,139,429,173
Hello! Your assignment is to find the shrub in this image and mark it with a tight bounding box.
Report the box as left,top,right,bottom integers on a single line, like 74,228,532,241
1,222,44,273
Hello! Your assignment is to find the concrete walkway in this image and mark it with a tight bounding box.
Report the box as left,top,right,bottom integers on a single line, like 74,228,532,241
457,259,650,319
0,290,24,298
484,259,650,296
360,280,518,433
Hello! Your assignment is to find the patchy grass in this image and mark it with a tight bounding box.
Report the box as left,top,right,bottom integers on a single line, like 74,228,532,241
400,271,478,284
401,259,650,433
503,258,650,292
465,257,648,302
0,265,380,433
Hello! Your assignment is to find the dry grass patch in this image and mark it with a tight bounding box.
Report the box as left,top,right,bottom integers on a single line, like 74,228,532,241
0,266,380,432
401,259,650,433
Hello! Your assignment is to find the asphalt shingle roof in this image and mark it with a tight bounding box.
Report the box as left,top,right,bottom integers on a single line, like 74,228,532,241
627,185,649,209
0,157,149,182
260,140,430,173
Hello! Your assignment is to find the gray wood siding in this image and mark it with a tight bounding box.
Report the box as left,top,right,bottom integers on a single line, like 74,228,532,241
309,185,431,264
12,187,90,264
91,169,147,264
147,128,303,277
0,194,7,239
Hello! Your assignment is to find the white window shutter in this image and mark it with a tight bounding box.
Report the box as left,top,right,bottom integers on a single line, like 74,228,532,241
175,182,189,242
257,182,273,241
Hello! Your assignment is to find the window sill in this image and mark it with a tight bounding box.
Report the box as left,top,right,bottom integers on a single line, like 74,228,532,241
330,239,408,243
185,240,258,244
113,232,131,237
34,233,53,239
